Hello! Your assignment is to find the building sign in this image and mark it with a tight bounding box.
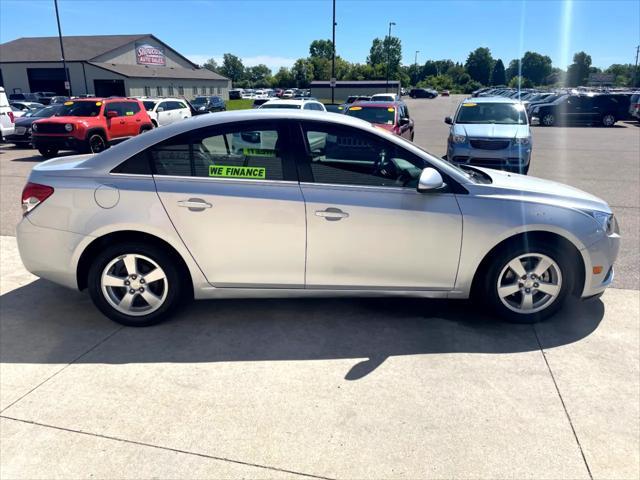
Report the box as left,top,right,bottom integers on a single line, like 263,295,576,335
588,73,614,85
135,43,166,66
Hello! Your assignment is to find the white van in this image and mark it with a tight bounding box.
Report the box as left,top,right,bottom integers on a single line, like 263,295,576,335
0,87,16,140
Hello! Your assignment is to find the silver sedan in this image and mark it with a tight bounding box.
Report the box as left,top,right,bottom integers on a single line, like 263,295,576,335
17,110,620,326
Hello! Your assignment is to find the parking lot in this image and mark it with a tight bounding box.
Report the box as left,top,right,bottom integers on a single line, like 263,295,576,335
1,96,639,479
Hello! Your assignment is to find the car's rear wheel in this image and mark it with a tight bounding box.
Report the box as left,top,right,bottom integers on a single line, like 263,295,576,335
88,133,107,153
481,242,574,323
542,113,555,126
38,146,59,158
602,113,616,127
88,243,183,326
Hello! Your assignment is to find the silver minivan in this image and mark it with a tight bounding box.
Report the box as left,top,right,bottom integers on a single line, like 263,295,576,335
445,97,532,174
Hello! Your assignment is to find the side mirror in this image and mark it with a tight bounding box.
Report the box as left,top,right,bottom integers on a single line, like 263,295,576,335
399,117,410,126
444,116,453,125
106,110,118,118
157,107,164,112
417,168,444,193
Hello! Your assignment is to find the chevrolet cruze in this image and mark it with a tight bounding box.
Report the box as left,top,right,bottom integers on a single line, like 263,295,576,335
17,110,619,326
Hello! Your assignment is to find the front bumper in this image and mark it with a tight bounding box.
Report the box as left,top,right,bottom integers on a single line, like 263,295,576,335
17,217,92,290
32,134,84,151
448,141,532,171
580,233,620,297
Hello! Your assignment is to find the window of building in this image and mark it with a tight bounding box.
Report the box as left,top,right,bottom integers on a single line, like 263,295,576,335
156,86,163,96
209,86,215,94
301,123,425,188
217,87,222,94
148,122,286,181
178,86,184,95
193,86,198,95
168,85,174,95
144,86,151,96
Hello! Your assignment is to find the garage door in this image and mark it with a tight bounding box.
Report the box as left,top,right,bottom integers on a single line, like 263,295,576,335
27,68,68,94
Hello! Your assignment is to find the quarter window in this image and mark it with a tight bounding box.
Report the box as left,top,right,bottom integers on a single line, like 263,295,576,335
302,123,425,188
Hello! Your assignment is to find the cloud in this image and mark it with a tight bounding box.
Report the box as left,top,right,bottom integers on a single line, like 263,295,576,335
186,54,296,72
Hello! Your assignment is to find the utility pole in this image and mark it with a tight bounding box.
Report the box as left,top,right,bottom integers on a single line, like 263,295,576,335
414,50,420,66
385,21,396,93
331,0,336,103
54,0,72,96
634,45,640,88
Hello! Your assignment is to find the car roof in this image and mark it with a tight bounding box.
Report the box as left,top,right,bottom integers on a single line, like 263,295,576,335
462,96,524,104
371,93,397,97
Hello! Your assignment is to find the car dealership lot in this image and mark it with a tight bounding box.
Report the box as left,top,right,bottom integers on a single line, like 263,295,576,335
1,96,639,478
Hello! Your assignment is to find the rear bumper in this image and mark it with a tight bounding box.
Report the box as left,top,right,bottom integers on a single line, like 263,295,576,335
0,124,15,138
17,217,91,290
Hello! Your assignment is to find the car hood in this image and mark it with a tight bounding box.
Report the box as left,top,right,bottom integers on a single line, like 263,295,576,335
471,167,610,213
454,123,528,138
15,116,39,126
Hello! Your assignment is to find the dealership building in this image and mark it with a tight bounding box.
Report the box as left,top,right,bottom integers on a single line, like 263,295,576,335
310,80,401,102
0,34,231,99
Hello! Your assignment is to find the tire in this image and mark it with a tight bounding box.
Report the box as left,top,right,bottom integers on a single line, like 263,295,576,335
139,125,152,134
151,120,158,128
480,241,575,323
87,133,107,154
541,113,555,126
38,146,59,158
87,242,184,326
601,113,616,127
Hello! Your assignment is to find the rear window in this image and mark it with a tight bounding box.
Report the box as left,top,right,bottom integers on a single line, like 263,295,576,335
260,103,301,109
345,106,396,125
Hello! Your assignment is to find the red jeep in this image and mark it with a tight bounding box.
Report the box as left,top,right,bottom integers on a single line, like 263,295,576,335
32,97,153,158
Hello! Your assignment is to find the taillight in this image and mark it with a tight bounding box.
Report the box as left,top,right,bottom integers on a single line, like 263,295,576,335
21,182,54,216
8,111,15,123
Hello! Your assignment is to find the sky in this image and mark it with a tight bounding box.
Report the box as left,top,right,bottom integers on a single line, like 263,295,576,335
1,0,638,72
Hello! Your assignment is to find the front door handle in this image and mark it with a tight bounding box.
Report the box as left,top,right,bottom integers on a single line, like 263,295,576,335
177,198,212,211
315,207,349,221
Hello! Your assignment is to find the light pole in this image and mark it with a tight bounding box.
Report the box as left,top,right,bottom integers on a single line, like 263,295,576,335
54,0,72,96
414,50,420,66
385,21,396,93
331,0,336,103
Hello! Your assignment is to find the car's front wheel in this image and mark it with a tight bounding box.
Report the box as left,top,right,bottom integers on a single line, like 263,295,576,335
601,113,616,127
542,113,555,126
38,146,59,158
88,243,184,326
481,242,574,323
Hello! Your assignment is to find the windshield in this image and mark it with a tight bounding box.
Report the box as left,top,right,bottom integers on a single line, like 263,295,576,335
56,101,101,117
346,106,396,125
260,103,301,109
192,97,208,105
455,102,527,124
31,106,60,118
143,101,157,111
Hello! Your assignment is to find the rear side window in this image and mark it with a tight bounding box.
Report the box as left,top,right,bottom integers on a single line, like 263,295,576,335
145,122,290,181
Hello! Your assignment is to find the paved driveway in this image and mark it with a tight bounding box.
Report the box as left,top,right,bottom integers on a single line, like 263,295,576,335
1,97,638,479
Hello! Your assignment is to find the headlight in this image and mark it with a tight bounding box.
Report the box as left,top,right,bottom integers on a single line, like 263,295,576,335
514,137,530,145
32,123,38,131
451,134,466,144
64,123,73,132
584,211,619,235
531,107,539,114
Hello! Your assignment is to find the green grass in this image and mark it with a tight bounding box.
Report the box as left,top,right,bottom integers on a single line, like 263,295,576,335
225,99,254,110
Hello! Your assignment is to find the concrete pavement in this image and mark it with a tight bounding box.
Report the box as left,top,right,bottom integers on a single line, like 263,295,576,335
1,235,638,479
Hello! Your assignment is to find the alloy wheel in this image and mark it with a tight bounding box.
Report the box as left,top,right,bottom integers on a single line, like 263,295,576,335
602,114,615,127
90,135,106,153
497,253,562,314
542,114,554,126
101,254,168,316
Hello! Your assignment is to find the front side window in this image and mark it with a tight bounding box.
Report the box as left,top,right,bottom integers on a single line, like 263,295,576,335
148,122,287,181
302,123,425,188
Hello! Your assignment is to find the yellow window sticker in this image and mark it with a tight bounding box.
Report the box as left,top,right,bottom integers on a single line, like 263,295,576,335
125,111,134,116
209,165,266,179
242,148,276,157
387,107,395,112
462,102,477,107
349,106,362,110
64,101,74,106
95,101,102,106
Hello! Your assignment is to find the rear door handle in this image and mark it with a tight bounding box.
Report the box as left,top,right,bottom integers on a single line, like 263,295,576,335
177,198,212,211
315,207,349,221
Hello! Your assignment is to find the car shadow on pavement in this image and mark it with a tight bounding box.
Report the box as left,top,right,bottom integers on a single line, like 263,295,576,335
0,279,605,380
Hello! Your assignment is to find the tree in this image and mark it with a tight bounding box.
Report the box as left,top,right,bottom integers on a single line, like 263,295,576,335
245,64,272,87
291,58,314,88
566,51,592,86
273,67,294,88
605,64,636,86
491,59,506,85
508,76,534,89
219,54,245,83
309,39,334,60
465,47,494,85
203,58,220,74
520,51,552,85
505,59,519,82
367,36,402,75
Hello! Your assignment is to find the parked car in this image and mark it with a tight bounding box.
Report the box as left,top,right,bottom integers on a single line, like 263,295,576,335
441,90,450,97
17,109,619,327
142,98,191,127
0,87,16,140
409,88,437,99
191,95,226,113
33,91,57,105
445,97,532,174
6,104,62,146
252,98,270,108
11,105,28,118
371,93,401,102
629,92,640,120
10,101,45,116
344,101,414,140
50,96,70,105
323,103,344,113
229,89,243,100
282,89,295,98
259,99,326,111
9,92,40,102
531,93,632,127
31,97,153,157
